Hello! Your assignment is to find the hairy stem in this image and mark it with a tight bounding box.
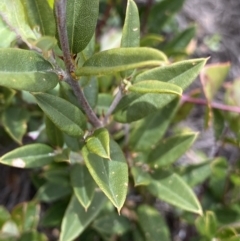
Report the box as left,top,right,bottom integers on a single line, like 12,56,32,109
181,95,240,114
55,0,102,128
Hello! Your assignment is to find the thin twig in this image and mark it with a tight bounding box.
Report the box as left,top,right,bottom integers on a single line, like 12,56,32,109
0,12,41,52
55,0,102,128
181,95,240,114
103,86,124,125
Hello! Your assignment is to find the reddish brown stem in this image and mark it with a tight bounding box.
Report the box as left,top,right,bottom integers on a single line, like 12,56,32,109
181,95,240,114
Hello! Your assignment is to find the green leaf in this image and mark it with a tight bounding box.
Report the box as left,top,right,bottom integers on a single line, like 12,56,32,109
121,0,140,48
147,171,202,214
62,0,99,54
36,182,71,202
92,213,131,236
140,34,164,47
135,58,207,90
0,18,16,48
164,26,196,53
60,192,106,241
131,166,151,186
128,80,182,96
201,62,230,102
147,133,198,168
11,201,40,233
96,93,113,116
0,206,11,229
148,0,185,33
114,92,178,123
21,0,55,36
19,231,48,241
34,93,86,137
40,199,69,228
114,58,207,122
82,139,128,212
45,116,64,148
70,164,96,211
129,98,179,151
0,144,55,168
0,49,58,92
179,161,211,187
86,128,110,159
76,47,167,76
195,211,218,238
0,0,37,42
82,76,98,109
137,205,170,241
1,107,29,145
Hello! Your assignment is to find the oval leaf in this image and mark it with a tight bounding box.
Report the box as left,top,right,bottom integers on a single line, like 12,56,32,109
86,128,110,159
131,166,151,187
121,0,140,47
137,205,170,241
147,172,203,215
1,107,29,145
0,49,58,92
129,98,179,151
82,139,128,212
114,92,178,123
135,58,207,90
60,192,106,241
63,0,99,54
21,0,55,36
76,47,167,76
148,133,198,168
70,164,96,211
128,80,182,96
34,93,86,137
0,144,55,168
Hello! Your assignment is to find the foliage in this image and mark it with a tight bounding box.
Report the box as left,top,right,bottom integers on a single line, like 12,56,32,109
0,0,239,240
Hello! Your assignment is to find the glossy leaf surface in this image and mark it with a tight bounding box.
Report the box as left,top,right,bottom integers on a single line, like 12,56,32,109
86,128,110,159
34,93,86,137
76,47,167,76
128,80,182,96
1,107,29,144
64,0,99,54
148,133,198,168
0,49,58,92
82,139,128,212
0,144,55,168
70,164,96,210
60,192,106,241
137,205,170,241
148,172,202,214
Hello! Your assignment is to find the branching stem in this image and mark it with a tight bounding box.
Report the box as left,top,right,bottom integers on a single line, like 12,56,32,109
103,85,124,125
181,95,240,114
55,0,102,128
